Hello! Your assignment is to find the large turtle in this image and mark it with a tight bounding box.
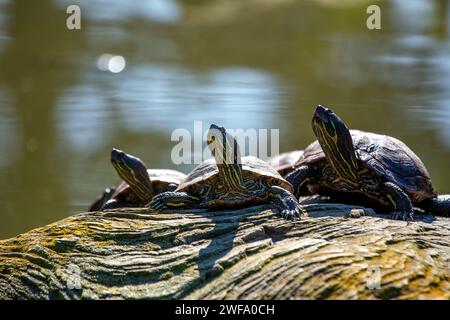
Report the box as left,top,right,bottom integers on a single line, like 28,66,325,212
89,149,186,211
150,124,305,219
285,105,450,220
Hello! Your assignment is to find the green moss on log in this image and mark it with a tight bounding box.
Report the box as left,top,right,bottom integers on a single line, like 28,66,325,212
0,204,448,300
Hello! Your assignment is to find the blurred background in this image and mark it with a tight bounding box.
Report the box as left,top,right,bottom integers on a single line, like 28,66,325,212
0,0,449,239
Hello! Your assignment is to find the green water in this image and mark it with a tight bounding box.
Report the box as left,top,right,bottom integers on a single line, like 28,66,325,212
0,0,449,239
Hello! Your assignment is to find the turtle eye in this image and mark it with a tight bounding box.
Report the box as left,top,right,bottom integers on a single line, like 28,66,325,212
207,135,216,145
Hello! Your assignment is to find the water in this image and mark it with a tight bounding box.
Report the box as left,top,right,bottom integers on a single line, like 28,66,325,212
0,0,449,239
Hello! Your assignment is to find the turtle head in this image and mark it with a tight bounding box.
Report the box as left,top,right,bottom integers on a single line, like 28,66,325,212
207,124,244,192
207,124,241,165
110,148,154,202
312,105,359,181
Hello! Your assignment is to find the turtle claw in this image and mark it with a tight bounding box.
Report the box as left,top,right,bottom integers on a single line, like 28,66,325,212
279,204,307,221
280,209,298,220
267,186,307,221
390,210,413,221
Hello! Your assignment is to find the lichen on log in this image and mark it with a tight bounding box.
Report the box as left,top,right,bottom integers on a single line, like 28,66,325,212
0,204,448,300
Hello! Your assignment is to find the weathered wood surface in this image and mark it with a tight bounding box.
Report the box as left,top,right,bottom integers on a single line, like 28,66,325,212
0,204,448,300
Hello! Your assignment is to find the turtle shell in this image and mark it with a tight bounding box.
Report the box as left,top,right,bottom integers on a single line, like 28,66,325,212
176,156,293,193
113,169,186,199
296,130,436,203
268,150,304,176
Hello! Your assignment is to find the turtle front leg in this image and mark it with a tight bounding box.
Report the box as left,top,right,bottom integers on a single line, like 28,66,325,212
418,194,450,217
285,165,314,197
382,182,414,221
148,192,200,211
266,186,307,220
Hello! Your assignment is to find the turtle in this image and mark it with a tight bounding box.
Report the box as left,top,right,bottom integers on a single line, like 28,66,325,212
285,105,450,220
89,148,186,211
149,124,306,220
268,150,304,176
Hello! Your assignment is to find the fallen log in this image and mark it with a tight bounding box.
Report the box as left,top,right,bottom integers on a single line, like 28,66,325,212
0,204,448,300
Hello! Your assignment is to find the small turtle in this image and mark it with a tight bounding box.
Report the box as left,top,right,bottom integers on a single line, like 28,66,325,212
285,105,450,220
89,149,186,211
268,150,304,176
150,124,305,219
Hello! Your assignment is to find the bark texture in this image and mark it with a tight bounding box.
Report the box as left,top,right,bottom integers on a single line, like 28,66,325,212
0,204,448,300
